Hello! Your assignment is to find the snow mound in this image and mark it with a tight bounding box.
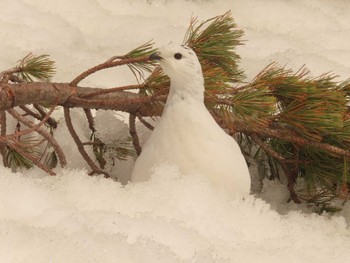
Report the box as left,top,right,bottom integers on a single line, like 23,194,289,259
0,165,349,262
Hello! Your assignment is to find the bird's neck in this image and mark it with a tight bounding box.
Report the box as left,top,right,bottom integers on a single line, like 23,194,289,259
167,75,205,104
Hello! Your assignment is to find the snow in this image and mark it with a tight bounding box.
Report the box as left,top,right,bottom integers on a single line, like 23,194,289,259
1,166,350,262
1,0,350,262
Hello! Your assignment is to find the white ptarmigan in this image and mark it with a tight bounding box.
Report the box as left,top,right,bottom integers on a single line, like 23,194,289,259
131,43,251,194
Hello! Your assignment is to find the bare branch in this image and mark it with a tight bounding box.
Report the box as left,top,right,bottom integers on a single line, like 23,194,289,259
20,104,58,129
70,56,149,86
0,67,20,80
63,107,110,178
81,84,145,99
136,112,154,131
0,82,163,113
20,105,42,120
33,104,58,129
83,108,95,133
129,113,142,156
0,111,7,166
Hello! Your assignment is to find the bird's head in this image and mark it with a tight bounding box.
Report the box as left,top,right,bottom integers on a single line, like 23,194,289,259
150,43,204,86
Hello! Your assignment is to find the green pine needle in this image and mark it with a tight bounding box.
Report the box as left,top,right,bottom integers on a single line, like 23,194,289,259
183,11,245,87
5,147,34,170
91,133,135,169
225,86,276,128
5,136,41,170
125,41,157,82
43,151,58,169
253,63,347,141
17,53,56,82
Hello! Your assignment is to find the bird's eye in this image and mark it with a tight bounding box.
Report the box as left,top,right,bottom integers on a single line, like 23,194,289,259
174,53,182,60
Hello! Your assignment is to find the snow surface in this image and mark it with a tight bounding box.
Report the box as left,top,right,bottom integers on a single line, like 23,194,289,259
1,0,350,262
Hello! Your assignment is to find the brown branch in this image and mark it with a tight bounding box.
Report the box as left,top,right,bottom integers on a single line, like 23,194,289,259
20,105,57,129
81,84,144,98
33,104,58,129
9,75,24,83
20,105,42,120
63,107,110,178
0,82,73,110
7,107,67,167
0,82,166,115
0,111,8,166
66,93,166,116
70,56,149,86
129,113,142,156
83,108,95,133
136,112,154,131
0,67,20,80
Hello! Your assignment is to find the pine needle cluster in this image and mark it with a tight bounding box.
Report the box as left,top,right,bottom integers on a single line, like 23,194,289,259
246,64,350,203
184,11,245,87
17,53,56,82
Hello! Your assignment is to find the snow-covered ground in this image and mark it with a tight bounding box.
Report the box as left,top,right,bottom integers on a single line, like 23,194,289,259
1,0,350,262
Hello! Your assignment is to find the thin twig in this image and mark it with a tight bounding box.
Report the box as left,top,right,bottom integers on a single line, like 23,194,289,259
129,113,142,156
20,105,57,129
70,56,149,86
20,105,42,120
0,111,8,166
136,112,154,131
83,108,95,133
63,107,110,177
9,75,24,83
0,67,20,80
33,104,58,129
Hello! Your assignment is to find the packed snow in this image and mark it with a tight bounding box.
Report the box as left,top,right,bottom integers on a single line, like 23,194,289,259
1,0,350,262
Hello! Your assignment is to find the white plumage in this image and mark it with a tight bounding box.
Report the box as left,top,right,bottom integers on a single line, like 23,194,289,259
131,43,251,194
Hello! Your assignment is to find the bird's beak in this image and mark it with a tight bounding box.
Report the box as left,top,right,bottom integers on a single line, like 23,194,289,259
149,52,162,61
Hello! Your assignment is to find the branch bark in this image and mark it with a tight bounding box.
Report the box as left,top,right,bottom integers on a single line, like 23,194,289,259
0,82,162,114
